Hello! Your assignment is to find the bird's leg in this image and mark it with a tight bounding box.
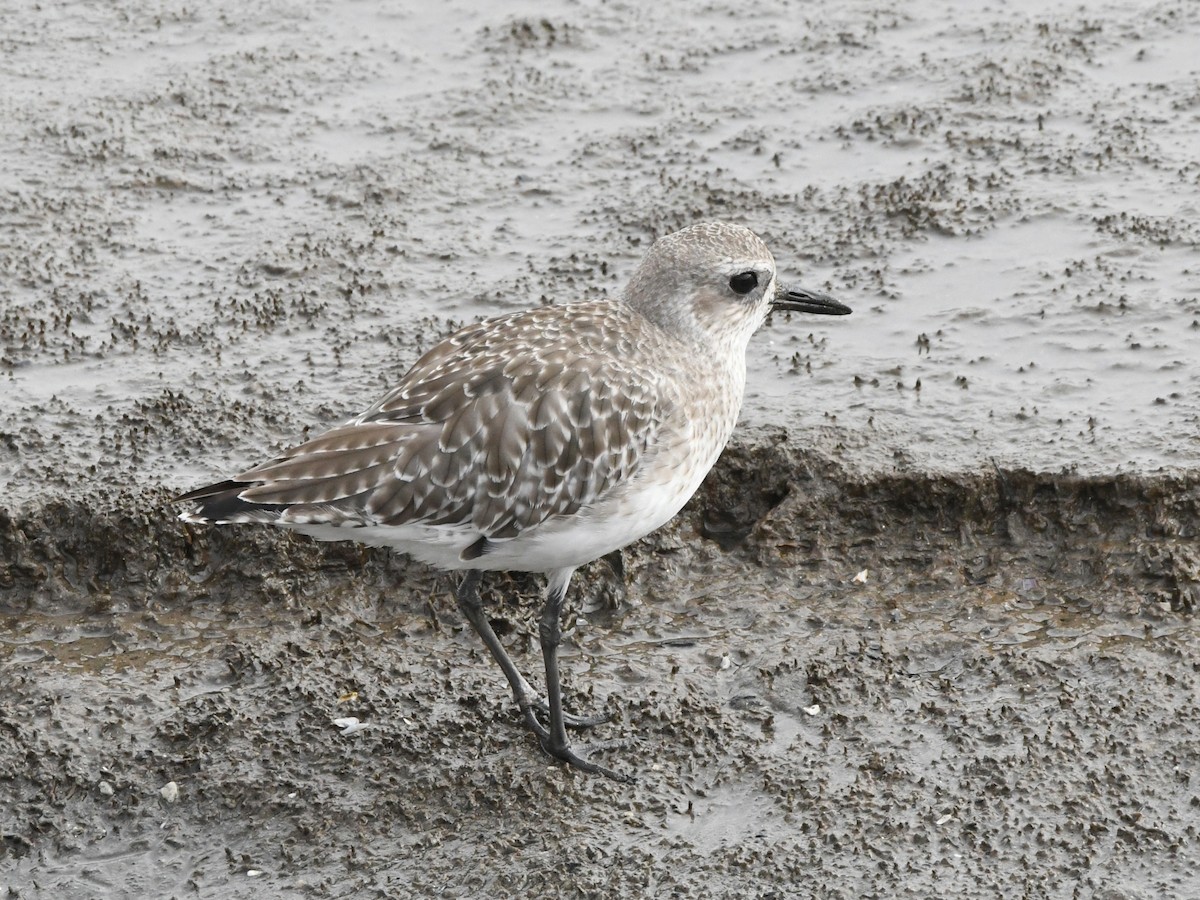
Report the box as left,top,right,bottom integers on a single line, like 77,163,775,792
601,549,624,581
530,552,625,728
453,570,548,740
537,568,632,782
453,571,608,734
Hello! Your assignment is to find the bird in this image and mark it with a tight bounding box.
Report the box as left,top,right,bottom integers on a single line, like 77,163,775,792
176,222,851,781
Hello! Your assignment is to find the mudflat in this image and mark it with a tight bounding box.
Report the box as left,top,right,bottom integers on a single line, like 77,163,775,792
2,2,1197,897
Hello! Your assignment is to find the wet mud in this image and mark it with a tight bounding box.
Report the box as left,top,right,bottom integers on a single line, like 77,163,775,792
3,452,1199,898
2,0,1199,898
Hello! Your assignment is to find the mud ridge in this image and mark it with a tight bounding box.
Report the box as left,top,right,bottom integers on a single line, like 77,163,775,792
2,433,1197,617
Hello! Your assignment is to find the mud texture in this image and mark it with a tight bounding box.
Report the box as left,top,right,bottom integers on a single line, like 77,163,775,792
2,0,1199,898
3,446,1199,898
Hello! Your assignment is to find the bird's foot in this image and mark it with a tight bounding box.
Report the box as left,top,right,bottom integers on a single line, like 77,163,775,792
538,736,635,784
516,695,610,731
514,701,631,782
535,698,611,730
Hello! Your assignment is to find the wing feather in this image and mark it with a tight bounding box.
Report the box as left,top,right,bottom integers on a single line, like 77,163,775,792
180,303,673,541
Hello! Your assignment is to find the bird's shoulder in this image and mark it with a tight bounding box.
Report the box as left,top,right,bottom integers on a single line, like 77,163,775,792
357,300,673,427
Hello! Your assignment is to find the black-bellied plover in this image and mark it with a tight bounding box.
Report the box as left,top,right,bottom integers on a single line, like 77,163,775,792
177,222,851,781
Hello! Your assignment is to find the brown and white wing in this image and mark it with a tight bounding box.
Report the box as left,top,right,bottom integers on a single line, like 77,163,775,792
177,306,671,543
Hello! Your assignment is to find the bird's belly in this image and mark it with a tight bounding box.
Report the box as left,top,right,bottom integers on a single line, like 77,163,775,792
483,474,700,571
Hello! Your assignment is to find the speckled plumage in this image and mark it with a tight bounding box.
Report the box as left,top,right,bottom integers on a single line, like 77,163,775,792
185,302,681,559
177,221,851,780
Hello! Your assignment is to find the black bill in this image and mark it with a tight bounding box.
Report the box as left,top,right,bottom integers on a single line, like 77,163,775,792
773,284,852,316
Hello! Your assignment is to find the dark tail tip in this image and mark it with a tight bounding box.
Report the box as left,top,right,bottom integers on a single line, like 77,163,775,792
175,480,287,524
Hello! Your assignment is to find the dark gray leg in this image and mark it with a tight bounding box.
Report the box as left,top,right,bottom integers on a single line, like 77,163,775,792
453,570,608,738
537,568,632,783
601,549,624,581
454,570,547,739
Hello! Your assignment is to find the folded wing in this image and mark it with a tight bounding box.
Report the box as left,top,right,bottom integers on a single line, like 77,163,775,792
177,305,670,542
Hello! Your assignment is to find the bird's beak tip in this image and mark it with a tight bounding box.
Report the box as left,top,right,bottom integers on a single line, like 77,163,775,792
773,285,852,316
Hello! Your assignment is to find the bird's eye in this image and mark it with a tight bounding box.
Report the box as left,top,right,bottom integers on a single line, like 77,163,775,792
729,271,758,295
